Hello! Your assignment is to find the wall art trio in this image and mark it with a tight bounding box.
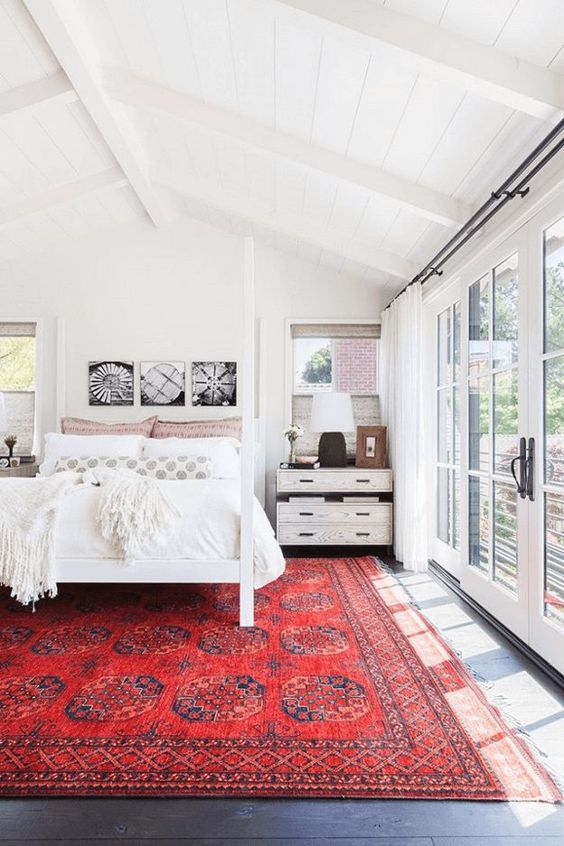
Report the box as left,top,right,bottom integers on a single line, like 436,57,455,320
88,361,237,408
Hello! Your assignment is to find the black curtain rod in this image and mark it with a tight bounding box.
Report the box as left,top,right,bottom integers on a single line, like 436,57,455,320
384,115,564,311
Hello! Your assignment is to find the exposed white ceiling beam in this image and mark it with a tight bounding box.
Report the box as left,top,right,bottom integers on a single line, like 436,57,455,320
0,168,128,227
108,70,468,228
23,0,167,227
159,172,417,279
0,71,78,118
274,0,564,120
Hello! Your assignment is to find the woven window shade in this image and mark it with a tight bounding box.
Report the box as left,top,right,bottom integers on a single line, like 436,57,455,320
0,322,36,337
291,323,380,339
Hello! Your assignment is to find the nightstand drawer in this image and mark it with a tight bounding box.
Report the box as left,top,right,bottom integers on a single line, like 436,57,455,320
277,469,392,493
278,503,392,525
278,523,392,545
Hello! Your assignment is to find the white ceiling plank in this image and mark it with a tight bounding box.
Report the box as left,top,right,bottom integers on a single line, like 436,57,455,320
108,71,470,227
0,167,128,227
228,0,276,124
23,0,167,227
346,53,418,168
301,170,338,226
141,0,202,97
381,75,466,181
329,183,371,237
0,0,57,87
275,18,322,139
272,0,564,119
495,0,564,68
275,159,307,217
181,0,239,111
386,0,446,26
0,71,77,118
158,171,417,279
310,36,370,154
439,0,518,47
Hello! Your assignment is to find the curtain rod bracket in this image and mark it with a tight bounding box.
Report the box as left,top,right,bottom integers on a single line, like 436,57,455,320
491,186,530,201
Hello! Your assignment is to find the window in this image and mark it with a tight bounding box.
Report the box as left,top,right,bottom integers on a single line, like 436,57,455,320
289,322,380,456
0,322,37,456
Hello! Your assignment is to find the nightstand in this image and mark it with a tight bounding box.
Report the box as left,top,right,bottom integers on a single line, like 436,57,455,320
276,467,393,546
0,463,39,478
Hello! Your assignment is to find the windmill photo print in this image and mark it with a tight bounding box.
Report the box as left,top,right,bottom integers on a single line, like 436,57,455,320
141,361,185,406
88,361,134,406
192,361,237,406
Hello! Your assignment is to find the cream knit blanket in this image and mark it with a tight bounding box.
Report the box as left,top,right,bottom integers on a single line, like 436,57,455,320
0,470,180,606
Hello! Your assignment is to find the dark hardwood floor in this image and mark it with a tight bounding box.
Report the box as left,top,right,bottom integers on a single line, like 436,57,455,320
1,558,563,845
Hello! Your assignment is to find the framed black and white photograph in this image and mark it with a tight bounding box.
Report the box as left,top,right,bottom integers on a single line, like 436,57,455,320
192,361,237,407
140,361,185,406
89,361,134,406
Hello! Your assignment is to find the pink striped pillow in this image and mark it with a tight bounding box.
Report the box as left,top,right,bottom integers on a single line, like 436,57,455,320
152,417,242,440
61,416,157,437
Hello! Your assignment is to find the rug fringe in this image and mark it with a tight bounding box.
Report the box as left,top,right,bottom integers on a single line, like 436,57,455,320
370,557,564,794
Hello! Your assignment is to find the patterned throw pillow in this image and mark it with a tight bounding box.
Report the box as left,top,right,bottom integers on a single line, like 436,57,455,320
54,455,212,480
152,417,242,440
61,416,158,437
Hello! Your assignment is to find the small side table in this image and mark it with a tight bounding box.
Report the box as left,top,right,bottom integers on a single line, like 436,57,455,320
0,463,39,478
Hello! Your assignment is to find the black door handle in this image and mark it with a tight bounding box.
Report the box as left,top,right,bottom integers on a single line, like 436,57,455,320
526,437,535,501
511,437,527,499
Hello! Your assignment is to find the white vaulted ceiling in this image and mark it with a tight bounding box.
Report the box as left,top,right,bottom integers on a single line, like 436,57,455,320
1,0,563,297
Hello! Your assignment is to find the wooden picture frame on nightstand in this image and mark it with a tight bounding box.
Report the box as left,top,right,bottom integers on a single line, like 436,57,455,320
355,425,387,469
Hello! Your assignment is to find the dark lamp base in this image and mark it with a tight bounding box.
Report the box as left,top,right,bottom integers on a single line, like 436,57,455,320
318,431,347,467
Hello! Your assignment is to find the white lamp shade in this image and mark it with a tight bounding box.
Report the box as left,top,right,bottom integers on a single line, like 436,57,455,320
0,393,7,432
310,392,355,433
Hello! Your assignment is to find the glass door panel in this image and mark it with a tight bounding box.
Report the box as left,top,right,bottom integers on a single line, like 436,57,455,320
462,250,528,640
493,482,518,592
529,214,564,672
544,491,564,630
431,295,462,576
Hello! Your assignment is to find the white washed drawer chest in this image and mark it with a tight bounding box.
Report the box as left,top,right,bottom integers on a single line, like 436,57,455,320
276,468,392,547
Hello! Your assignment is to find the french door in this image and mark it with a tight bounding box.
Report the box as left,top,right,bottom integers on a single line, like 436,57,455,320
427,198,564,675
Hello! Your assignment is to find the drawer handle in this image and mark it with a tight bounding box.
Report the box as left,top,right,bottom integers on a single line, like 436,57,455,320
356,532,370,537
299,479,314,483
356,512,370,516
299,512,314,516
299,532,315,537
356,479,370,483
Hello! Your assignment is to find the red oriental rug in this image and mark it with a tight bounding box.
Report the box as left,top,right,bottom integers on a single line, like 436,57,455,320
0,557,560,800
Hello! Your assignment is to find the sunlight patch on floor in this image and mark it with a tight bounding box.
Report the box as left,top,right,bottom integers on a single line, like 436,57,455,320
398,578,448,602
494,670,564,724
509,799,557,828
443,621,500,659
420,603,473,630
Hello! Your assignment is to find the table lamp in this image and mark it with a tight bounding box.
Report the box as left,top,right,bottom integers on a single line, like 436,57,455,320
310,392,354,467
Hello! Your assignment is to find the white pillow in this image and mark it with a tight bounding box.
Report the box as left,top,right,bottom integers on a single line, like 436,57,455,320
39,433,145,477
143,437,240,479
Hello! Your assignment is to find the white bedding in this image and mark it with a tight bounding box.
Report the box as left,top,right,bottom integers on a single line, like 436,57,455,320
0,478,285,589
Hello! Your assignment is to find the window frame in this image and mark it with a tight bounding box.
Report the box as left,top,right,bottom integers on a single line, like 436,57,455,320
0,317,43,456
284,317,382,457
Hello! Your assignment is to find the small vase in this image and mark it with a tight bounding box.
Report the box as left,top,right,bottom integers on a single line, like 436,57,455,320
288,442,296,463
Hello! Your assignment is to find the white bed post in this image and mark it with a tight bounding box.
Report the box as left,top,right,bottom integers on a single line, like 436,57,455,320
239,235,255,627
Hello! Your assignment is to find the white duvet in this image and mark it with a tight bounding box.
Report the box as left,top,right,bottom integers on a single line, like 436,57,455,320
0,478,285,589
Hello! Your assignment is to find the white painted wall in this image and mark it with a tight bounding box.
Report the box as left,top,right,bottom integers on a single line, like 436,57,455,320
0,217,386,521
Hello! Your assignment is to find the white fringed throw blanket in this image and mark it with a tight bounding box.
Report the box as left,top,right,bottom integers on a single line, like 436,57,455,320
0,470,180,605
92,469,180,562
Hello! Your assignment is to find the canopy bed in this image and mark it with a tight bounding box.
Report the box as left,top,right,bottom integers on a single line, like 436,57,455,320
0,238,280,627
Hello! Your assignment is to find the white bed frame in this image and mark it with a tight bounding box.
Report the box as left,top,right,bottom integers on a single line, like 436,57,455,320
55,237,258,627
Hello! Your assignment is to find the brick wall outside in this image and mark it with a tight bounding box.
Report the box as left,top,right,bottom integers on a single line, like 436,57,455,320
334,339,377,394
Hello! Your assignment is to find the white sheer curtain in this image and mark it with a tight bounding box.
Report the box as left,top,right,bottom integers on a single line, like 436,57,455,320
380,284,428,572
